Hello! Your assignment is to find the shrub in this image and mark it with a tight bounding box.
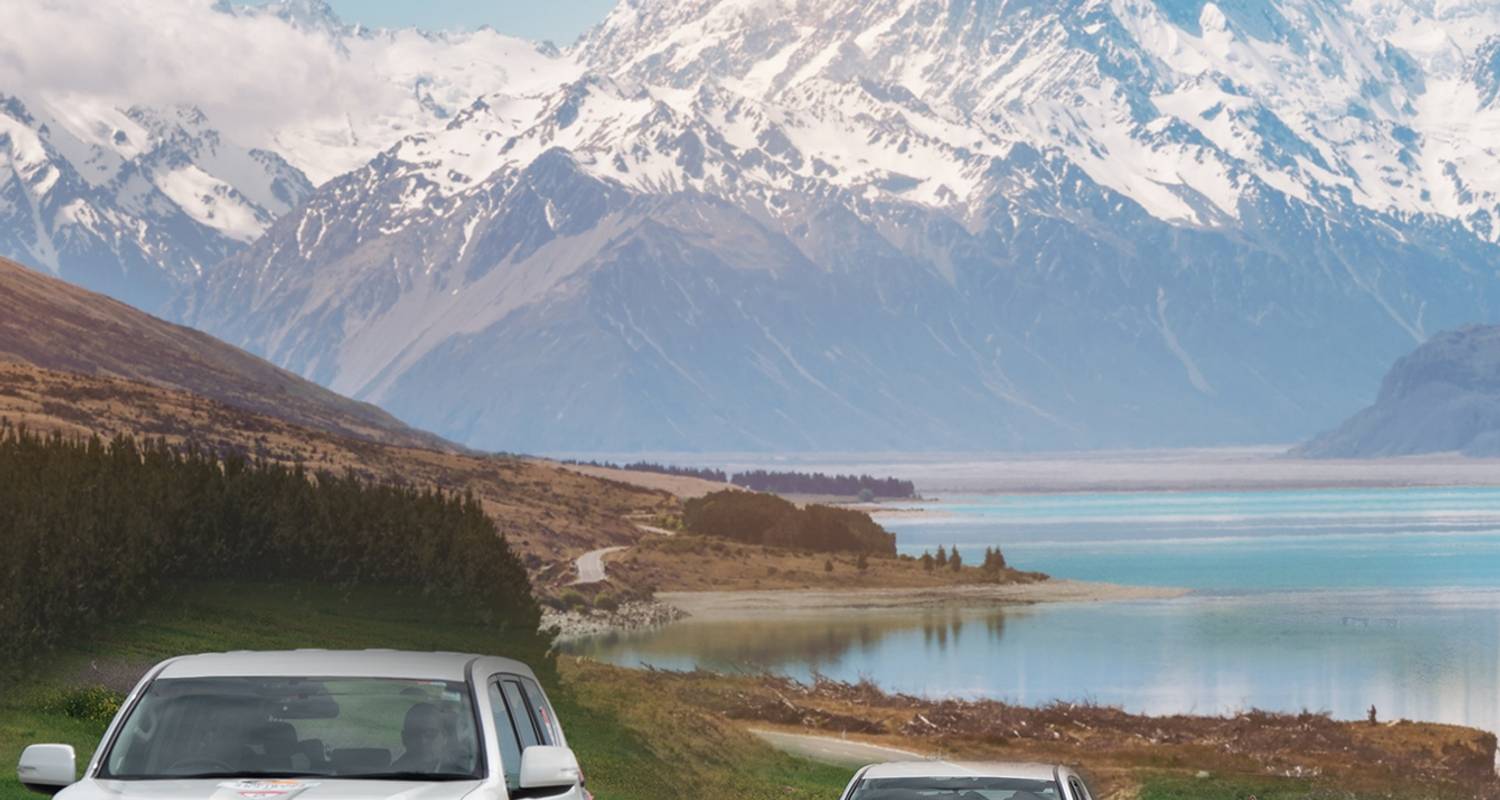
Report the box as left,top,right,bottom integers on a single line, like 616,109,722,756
594,593,620,613
40,685,124,723
560,590,588,611
824,559,834,573
682,491,896,555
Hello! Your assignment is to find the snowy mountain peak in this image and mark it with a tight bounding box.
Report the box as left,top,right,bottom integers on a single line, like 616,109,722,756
0,90,314,306
17,0,1500,452
216,0,344,37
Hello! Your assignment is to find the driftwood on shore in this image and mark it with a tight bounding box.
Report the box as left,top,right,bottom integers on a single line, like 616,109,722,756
624,667,1500,798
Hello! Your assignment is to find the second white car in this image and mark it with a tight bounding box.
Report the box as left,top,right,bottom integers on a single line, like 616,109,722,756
837,760,1097,800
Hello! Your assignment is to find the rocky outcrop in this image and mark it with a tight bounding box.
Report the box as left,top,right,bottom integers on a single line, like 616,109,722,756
1298,326,1500,458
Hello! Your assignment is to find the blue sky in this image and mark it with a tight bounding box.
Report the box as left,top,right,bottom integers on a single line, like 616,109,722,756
322,0,617,44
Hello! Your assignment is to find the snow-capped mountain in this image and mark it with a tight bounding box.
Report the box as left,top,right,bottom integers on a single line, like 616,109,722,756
214,0,577,184
0,0,569,309
172,0,1500,452
0,92,313,308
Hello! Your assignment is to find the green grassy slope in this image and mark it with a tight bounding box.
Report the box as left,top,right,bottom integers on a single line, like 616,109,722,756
0,582,849,800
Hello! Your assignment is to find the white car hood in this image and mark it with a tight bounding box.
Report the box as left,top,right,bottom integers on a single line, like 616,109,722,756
59,778,484,800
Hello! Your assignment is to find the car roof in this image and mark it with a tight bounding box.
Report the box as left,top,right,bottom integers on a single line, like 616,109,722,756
859,761,1062,782
154,649,538,682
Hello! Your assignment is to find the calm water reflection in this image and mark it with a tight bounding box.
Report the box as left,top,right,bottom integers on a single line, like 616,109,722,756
566,488,1500,730
563,590,1500,730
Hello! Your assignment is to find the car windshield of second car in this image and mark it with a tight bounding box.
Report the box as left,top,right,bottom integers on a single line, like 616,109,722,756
849,777,1065,800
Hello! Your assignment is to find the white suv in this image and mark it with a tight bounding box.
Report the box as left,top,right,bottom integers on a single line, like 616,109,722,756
17,650,587,800
838,761,1098,800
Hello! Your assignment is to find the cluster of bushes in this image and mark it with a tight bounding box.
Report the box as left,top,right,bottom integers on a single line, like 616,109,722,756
0,427,541,659
566,460,917,500
564,459,728,483
682,491,896,555
919,545,1008,573
40,685,123,722
546,590,623,614
729,470,916,499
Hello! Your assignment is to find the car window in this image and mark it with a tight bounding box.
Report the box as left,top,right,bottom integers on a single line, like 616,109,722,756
487,682,525,791
518,678,560,745
499,679,546,747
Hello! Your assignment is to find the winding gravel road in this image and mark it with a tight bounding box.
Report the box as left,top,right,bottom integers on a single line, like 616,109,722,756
749,728,929,768
571,546,627,585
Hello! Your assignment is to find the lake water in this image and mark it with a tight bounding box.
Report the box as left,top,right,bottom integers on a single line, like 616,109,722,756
563,487,1500,732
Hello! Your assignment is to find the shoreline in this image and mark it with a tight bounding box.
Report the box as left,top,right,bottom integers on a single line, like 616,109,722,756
544,600,688,640
656,579,1187,620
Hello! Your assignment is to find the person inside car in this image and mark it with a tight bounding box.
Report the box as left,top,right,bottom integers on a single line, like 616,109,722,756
391,703,453,773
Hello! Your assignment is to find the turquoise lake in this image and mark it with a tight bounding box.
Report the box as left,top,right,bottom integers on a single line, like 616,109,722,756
563,487,1500,732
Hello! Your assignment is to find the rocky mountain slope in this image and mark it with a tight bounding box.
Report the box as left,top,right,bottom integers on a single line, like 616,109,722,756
1298,324,1500,457
178,0,1500,452
0,255,446,450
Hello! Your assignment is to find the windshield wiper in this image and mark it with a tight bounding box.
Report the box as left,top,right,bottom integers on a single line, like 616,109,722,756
333,772,475,782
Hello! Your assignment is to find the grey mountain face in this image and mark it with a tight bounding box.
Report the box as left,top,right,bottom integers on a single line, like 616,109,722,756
0,95,313,310
1298,326,1500,458
107,0,1500,451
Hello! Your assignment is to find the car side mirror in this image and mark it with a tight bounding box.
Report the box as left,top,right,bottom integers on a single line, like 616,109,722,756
517,745,580,791
17,745,76,796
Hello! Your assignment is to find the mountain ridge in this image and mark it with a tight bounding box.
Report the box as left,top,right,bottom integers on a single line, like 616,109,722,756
1298,324,1500,458
0,255,450,451
20,0,1500,451
177,0,1500,452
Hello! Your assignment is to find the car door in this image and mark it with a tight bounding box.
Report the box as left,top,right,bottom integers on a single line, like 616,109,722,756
487,675,579,800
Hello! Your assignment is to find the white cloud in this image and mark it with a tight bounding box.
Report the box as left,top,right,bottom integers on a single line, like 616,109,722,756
0,0,403,145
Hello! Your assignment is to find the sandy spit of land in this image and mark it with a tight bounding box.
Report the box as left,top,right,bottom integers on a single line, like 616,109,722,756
585,447,1500,496
545,460,736,499
658,580,1186,619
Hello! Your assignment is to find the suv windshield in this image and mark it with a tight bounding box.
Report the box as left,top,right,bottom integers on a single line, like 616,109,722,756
850,777,1064,800
100,676,482,781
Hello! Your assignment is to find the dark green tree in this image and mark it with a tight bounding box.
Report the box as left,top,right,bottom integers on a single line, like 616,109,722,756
0,425,543,663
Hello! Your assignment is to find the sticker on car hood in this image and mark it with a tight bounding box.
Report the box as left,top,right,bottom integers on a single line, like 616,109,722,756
216,780,320,799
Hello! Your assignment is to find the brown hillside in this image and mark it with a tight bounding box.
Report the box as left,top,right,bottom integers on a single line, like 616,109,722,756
0,359,673,574
0,257,445,451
